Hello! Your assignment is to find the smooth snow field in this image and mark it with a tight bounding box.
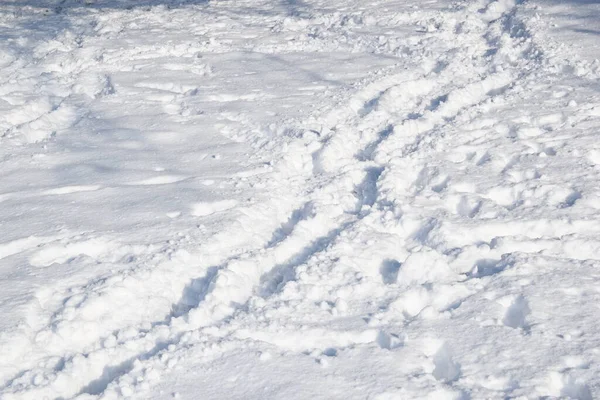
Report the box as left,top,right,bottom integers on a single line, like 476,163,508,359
1,0,600,398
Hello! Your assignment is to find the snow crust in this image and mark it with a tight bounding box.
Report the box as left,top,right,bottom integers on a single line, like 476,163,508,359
1,0,600,398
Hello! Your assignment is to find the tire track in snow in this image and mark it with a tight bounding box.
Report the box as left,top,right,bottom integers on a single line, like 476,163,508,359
111,0,543,393
103,2,600,397
248,1,531,306
193,0,544,370
0,0,546,398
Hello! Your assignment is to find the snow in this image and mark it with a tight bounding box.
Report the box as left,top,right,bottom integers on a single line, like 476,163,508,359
1,0,600,399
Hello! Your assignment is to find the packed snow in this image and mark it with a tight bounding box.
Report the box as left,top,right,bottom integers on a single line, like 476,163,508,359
1,0,600,398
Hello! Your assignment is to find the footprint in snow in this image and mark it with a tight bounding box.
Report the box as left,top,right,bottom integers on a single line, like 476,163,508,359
379,259,401,285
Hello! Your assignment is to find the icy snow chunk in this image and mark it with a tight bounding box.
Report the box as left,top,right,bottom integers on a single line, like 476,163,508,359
397,248,454,285
377,331,404,350
500,295,530,330
432,344,461,383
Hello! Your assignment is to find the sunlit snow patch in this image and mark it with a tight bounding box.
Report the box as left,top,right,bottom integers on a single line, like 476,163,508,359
191,200,237,217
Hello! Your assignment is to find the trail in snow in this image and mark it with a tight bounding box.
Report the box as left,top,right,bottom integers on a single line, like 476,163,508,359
1,0,600,399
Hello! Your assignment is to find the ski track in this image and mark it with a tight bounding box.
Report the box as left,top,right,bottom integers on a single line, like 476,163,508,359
1,0,600,398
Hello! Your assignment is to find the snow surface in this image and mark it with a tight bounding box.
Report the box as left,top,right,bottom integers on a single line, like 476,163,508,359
1,0,600,399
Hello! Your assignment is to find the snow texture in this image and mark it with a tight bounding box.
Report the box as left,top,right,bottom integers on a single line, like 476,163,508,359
1,0,600,399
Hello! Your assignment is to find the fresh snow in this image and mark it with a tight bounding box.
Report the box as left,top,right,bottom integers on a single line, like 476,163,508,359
1,0,600,399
